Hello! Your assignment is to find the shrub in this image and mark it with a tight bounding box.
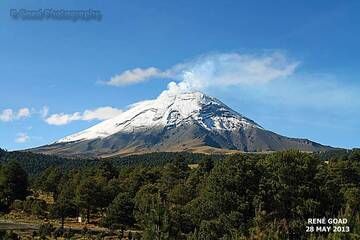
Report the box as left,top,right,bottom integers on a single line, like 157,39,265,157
62,228,75,239
38,223,54,238
31,199,47,217
0,230,20,240
10,200,23,211
52,227,64,238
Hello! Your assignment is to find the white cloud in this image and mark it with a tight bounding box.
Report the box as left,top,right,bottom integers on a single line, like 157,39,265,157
17,108,31,119
105,67,166,86
45,112,82,126
15,133,30,143
45,106,123,125
104,52,299,93
0,108,31,122
40,106,49,118
164,52,299,94
81,107,123,121
0,109,14,122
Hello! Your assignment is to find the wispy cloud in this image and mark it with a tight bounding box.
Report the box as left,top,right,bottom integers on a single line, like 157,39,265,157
40,106,49,118
0,108,31,122
15,133,30,143
105,67,167,86
103,51,299,91
17,108,31,118
103,51,359,113
248,73,360,110
163,52,299,95
0,109,13,122
45,106,123,126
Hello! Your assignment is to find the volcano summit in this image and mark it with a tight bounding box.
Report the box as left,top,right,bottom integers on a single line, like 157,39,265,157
31,91,332,157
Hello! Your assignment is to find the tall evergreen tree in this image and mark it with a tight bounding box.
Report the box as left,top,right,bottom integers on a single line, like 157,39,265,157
0,161,28,210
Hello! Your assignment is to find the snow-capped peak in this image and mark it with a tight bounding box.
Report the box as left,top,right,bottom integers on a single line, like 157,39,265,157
57,91,262,143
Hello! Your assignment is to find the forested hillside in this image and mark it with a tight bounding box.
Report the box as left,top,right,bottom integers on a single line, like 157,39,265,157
0,149,223,176
0,149,359,239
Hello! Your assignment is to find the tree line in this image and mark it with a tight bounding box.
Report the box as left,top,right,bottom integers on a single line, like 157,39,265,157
0,149,359,239
0,149,223,176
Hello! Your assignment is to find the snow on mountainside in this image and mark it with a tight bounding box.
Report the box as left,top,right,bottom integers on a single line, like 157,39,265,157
31,90,333,157
57,91,262,143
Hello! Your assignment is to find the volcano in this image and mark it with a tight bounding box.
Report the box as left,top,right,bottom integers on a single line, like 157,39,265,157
31,91,332,157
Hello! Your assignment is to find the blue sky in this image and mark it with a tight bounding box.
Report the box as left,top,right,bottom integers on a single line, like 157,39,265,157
1,0,359,150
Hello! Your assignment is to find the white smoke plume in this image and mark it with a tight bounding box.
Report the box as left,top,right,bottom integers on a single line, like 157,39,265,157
161,51,299,95
105,51,299,96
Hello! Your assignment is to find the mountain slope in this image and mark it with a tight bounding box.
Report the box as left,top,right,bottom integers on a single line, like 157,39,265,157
31,91,332,157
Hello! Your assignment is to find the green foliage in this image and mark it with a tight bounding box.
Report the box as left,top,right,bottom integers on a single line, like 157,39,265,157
38,223,54,238
254,151,322,237
0,161,29,211
30,198,47,217
102,192,135,228
6,148,358,239
97,161,119,180
35,167,63,199
10,199,23,210
75,177,103,223
0,149,223,176
135,186,171,240
50,185,78,228
0,230,20,240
